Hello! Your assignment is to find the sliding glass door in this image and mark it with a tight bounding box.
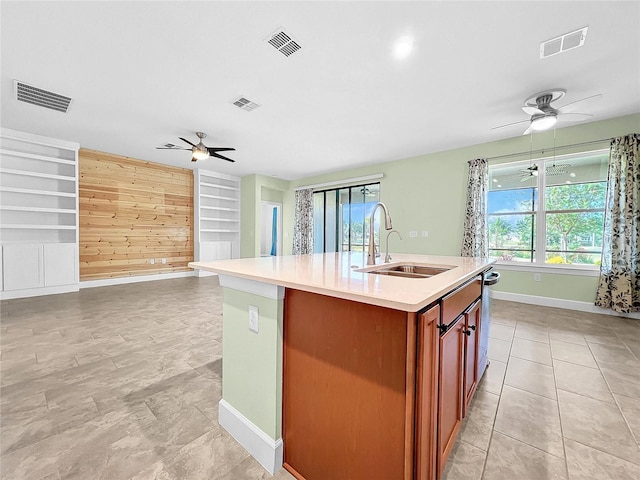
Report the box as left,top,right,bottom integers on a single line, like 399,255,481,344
313,183,380,254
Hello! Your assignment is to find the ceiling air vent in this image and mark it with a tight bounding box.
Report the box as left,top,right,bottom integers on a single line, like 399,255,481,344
540,27,588,59
266,28,301,57
14,80,72,113
233,97,261,112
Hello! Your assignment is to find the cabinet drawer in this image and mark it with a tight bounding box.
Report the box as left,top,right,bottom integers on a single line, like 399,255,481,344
441,276,481,326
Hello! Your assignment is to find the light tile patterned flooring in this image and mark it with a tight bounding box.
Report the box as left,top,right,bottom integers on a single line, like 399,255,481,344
0,276,639,479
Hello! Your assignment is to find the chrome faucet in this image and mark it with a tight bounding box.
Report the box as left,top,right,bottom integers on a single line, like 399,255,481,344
367,202,393,265
385,230,402,263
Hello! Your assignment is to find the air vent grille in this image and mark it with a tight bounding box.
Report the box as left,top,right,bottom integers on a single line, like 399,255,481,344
233,97,261,112
540,27,588,59
15,80,72,112
266,28,301,57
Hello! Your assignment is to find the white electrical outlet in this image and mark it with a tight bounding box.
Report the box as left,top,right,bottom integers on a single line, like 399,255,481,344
161,258,167,264
422,231,429,238
150,259,155,265
248,305,259,333
409,231,418,238
534,273,541,282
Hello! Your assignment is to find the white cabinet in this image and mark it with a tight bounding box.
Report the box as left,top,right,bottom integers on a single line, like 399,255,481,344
2,244,43,291
1,128,79,299
194,169,240,277
44,243,77,287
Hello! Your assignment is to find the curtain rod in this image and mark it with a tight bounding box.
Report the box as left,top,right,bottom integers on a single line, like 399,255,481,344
487,138,611,162
295,173,384,191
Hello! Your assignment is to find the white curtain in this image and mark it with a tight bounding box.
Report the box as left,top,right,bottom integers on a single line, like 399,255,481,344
293,188,314,255
461,158,488,257
595,134,640,313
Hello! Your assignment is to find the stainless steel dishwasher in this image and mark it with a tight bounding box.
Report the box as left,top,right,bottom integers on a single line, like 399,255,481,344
479,268,500,377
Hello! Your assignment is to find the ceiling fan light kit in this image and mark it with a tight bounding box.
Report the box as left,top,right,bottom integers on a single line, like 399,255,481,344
530,114,557,131
491,88,602,135
156,131,236,163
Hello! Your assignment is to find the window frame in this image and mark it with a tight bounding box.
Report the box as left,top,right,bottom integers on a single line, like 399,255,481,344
488,149,608,273
313,182,381,254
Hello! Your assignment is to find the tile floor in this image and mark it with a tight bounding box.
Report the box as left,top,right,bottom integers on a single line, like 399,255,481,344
1,277,639,479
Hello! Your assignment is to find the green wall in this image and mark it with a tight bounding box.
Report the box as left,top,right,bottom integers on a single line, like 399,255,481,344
222,287,284,440
241,114,639,303
240,175,289,258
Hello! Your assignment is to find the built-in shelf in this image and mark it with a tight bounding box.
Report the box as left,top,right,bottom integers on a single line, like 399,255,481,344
194,169,241,274
201,217,239,222
200,193,239,201
200,182,239,191
0,206,76,214
1,224,76,230
0,168,76,181
1,128,80,299
0,186,76,197
200,206,239,212
0,148,76,166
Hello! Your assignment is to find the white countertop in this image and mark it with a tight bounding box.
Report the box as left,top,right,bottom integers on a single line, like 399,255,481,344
189,252,495,312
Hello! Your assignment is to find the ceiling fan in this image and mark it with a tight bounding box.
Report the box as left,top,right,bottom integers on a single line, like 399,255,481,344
517,162,572,182
492,89,602,135
157,132,236,162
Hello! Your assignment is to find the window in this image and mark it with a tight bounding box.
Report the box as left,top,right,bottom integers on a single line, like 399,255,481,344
313,183,380,253
488,150,608,267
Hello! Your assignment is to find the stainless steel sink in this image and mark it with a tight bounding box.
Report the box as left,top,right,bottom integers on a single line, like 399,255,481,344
359,263,454,279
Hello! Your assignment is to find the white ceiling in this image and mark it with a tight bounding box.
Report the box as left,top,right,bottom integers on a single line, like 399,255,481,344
1,1,639,180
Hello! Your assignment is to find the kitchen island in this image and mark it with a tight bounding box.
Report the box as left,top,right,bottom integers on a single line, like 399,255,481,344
189,252,495,480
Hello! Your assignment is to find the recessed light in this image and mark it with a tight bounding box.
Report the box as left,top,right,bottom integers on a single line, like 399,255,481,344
569,172,576,177
394,36,414,60
565,180,572,184
497,184,502,188
493,178,498,183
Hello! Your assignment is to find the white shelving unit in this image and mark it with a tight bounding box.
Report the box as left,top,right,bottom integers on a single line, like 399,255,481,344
194,169,241,277
0,128,80,299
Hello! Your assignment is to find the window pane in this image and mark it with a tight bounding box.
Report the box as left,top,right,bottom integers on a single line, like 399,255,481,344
545,212,604,265
545,182,607,211
488,214,535,262
545,151,608,189
313,193,325,253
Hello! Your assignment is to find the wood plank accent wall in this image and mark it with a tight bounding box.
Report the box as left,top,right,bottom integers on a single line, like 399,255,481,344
79,149,194,281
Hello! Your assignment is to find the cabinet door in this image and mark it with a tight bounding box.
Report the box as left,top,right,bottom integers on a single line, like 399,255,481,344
415,304,439,480
2,244,43,291
463,300,481,417
437,315,465,477
44,243,77,286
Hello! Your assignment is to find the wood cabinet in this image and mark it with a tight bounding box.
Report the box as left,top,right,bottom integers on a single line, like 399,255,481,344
283,289,416,480
282,274,487,480
415,304,440,480
463,300,481,416
436,314,465,478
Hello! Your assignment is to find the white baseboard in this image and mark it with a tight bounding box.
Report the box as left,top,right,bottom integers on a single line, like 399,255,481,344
80,270,196,289
0,283,79,300
218,399,283,475
491,290,640,320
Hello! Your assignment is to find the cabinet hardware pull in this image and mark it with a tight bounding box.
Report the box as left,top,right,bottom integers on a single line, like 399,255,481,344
469,325,476,331
463,330,472,336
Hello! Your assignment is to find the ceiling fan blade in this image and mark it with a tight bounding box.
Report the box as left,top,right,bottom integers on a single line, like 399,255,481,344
491,119,531,131
558,112,593,120
211,152,236,163
207,147,236,154
522,124,533,135
557,94,602,113
522,106,544,115
156,147,191,150
179,137,197,147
